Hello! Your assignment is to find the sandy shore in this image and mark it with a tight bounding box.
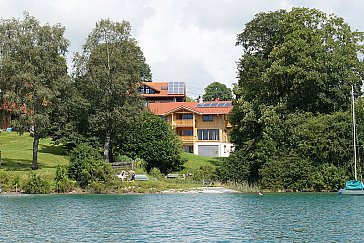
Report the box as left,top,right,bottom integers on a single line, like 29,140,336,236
161,186,240,194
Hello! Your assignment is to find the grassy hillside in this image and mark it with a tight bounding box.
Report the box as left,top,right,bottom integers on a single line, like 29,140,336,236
180,152,221,173
0,132,219,176
0,132,68,178
0,132,227,193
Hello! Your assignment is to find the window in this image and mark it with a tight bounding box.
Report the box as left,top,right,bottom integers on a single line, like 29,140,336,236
197,129,219,140
139,85,155,94
203,115,214,122
178,129,193,136
181,114,193,120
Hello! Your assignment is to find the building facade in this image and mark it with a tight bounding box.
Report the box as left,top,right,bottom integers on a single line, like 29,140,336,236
148,101,234,157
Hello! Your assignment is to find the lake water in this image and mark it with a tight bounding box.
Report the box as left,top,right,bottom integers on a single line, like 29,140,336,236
0,192,363,242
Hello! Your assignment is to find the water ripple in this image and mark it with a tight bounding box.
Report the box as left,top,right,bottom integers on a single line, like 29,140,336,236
0,193,363,242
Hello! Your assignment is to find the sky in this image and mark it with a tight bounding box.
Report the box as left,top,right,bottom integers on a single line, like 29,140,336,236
0,0,363,98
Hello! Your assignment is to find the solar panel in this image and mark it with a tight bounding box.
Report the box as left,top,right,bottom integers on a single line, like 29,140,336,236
195,102,232,108
168,82,185,94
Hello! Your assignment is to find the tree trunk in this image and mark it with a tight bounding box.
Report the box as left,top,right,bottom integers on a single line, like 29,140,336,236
32,132,39,170
103,132,111,163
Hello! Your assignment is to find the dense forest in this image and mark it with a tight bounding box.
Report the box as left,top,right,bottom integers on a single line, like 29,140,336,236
218,8,364,191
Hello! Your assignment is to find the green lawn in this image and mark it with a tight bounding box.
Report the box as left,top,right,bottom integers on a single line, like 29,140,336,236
0,132,68,177
0,132,228,192
0,132,219,177
180,152,221,173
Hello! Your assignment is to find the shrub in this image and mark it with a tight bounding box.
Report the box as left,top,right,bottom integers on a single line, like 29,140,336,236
149,167,164,179
23,173,51,194
87,180,106,194
54,165,75,193
11,175,21,193
194,165,216,182
309,164,346,192
68,143,102,180
68,144,113,188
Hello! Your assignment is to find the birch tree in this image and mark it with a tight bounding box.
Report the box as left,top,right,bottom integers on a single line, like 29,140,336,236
0,13,69,169
73,19,151,162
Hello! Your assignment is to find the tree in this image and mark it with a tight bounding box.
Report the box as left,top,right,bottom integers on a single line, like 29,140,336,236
234,8,363,115
0,13,69,169
73,19,151,162
231,7,364,150
115,111,185,174
202,82,232,101
220,8,364,189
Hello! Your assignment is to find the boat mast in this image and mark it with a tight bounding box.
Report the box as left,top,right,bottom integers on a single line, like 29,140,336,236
352,85,358,181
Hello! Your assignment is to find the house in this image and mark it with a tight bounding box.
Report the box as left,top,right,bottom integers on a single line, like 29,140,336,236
148,101,234,157
139,81,186,103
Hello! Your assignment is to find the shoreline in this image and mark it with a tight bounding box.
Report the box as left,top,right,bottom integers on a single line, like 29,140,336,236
0,186,241,195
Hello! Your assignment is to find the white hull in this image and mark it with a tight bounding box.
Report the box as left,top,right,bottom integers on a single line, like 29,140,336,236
339,189,364,195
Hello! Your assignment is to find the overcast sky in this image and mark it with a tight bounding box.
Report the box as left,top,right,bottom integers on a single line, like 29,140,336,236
1,0,363,98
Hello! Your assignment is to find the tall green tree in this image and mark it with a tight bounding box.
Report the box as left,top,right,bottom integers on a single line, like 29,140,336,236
115,111,185,173
202,82,233,101
73,19,151,162
231,7,364,150
0,13,69,169
221,8,364,189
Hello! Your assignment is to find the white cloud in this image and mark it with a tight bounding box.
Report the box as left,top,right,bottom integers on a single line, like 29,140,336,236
0,0,363,96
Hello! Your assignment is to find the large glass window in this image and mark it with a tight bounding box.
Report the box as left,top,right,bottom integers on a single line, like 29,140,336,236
197,129,219,140
203,115,214,122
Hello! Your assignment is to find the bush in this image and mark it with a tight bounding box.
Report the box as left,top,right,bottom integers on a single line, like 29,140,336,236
23,173,51,194
260,153,313,191
11,175,21,193
87,180,107,194
54,165,75,193
194,165,216,182
309,164,346,192
68,144,113,188
149,167,164,179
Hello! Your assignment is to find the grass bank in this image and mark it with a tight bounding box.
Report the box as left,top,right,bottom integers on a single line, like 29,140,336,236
0,132,220,193
0,132,68,178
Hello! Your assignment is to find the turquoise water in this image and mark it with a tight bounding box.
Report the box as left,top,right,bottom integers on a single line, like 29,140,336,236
0,193,363,242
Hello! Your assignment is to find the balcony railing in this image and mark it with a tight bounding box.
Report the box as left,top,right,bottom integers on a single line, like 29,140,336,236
179,135,194,142
174,119,193,126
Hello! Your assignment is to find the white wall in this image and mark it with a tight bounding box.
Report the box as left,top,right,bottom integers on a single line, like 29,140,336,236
194,142,234,157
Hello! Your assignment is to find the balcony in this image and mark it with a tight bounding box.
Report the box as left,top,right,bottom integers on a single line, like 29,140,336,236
174,119,194,127
179,135,194,142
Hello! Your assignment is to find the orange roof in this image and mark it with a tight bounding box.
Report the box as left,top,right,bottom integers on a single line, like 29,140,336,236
148,101,233,115
141,82,186,97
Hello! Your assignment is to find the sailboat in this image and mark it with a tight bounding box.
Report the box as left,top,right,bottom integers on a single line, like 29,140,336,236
339,85,364,195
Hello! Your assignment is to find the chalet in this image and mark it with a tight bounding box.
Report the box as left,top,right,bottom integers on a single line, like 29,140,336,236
139,81,186,103
148,101,234,157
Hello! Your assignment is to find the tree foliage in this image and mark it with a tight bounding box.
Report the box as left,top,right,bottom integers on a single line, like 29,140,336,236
115,111,185,174
202,82,232,101
221,8,364,191
0,13,69,169
73,19,151,162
